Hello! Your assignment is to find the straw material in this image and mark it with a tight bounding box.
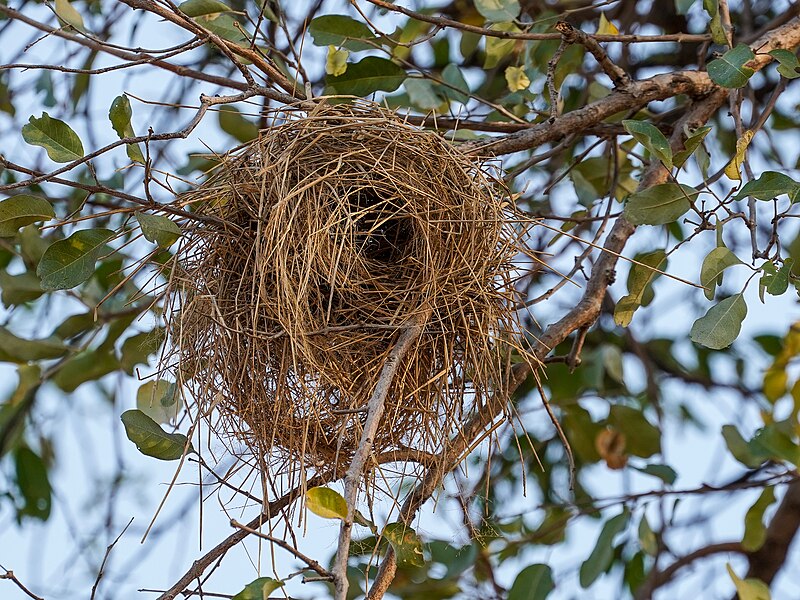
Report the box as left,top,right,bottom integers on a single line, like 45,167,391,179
167,101,535,492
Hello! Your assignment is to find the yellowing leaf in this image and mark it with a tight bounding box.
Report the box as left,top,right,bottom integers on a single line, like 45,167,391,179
597,13,619,34
724,129,754,180
326,45,349,76
54,0,85,32
726,564,771,600
306,487,348,520
505,66,530,91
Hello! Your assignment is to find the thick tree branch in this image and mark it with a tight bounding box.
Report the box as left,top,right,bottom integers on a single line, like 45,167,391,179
463,17,800,157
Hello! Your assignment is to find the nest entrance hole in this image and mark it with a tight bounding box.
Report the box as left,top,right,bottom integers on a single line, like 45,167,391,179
348,188,413,264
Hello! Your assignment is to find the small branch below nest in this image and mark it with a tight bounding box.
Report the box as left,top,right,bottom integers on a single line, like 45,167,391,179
230,520,334,581
332,311,430,600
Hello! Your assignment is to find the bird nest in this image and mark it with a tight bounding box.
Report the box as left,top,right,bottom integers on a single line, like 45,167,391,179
166,101,535,492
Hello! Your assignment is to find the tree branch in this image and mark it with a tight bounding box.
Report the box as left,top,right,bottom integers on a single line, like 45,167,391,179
333,311,429,600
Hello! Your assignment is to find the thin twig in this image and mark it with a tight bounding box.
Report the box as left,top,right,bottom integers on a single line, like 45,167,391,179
230,520,334,580
0,565,44,600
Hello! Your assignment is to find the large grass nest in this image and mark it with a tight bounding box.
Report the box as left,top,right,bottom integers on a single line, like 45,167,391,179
168,100,536,492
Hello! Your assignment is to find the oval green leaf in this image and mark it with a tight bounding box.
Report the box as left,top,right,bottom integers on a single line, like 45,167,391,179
623,183,698,226
0,327,67,363
700,246,743,300
231,577,284,600
383,522,425,567
309,14,379,52
579,509,630,588
120,409,192,460
306,487,348,520
769,49,800,79
37,228,114,290
14,447,52,521
690,293,747,349
622,119,673,169
135,212,181,247
218,106,259,143
734,171,800,202
508,563,554,600
178,0,232,17
475,0,520,22
0,195,55,237
22,113,84,163
325,56,407,97
707,44,755,88
109,95,145,163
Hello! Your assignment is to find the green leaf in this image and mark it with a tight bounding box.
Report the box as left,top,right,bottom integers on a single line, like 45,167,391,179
722,424,765,468
218,105,259,143
726,564,771,600
632,463,677,485
704,0,728,45
54,0,85,31
0,270,43,306
742,487,776,552
21,113,84,163
309,15,379,52
108,95,145,164
194,13,248,46
690,293,747,349
708,44,755,88
623,183,698,226
673,126,712,167
135,212,181,247
675,0,695,15
614,250,667,326
637,514,657,556
405,79,443,110
120,409,193,461
769,49,800,79
53,350,118,392
484,23,520,69
749,423,800,466
508,564,554,600
120,328,166,374
178,0,232,17
37,228,114,290
231,577,284,600
137,380,181,424
383,522,425,567
14,447,52,521
326,45,349,76
759,260,794,299
608,405,661,458
622,120,673,169
306,487,348,520
475,0,520,23
325,56,406,97
441,64,469,103
700,246,743,300
0,195,55,237
0,327,67,363
734,171,800,202
579,509,630,587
